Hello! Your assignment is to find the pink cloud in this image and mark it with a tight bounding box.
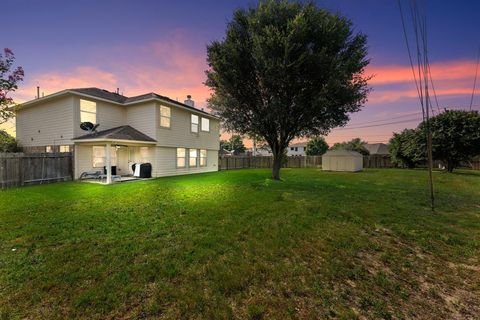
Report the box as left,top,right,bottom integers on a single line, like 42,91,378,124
13,32,212,108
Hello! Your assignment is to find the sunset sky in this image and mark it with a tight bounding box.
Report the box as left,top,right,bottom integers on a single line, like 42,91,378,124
3,0,480,146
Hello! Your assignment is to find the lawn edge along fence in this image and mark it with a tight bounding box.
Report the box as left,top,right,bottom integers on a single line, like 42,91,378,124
0,152,73,189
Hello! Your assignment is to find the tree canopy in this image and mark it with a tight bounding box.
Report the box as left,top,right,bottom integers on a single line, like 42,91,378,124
389,110,480,172
331,138,370,156
0,129,20,152
305,137,329,156
206,0,370,179
220,135,246,155
1,48,24,124
388,129,424,168
419,110,480,172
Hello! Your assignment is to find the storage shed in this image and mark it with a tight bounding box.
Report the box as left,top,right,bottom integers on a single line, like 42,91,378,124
322,149,363,172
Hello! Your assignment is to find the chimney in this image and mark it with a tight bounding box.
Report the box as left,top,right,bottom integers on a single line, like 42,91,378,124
37,86,40,99
116,87,119,94
184,95,194,107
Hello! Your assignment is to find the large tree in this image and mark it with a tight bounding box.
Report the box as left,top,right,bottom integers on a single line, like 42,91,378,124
331,138,370,156
305,136,329,156
388,129,424,168
417,110,480,172
206,0,370,179
1,48,24,124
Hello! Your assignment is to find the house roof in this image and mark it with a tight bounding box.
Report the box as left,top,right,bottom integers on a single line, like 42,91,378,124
289,142,307,147
364,143,389,155
19,87,219,119
73,125,156,143
323,149,363,157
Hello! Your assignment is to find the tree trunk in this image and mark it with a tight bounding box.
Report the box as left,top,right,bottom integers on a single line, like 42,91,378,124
272,152,282,180
446,160,455,173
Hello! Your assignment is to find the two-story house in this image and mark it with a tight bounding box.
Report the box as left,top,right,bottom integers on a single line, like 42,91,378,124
16,88,220,183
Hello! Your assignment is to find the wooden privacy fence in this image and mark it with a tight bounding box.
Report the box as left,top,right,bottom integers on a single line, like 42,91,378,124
219,155,395,170
219,155,323,170
0,152,73,189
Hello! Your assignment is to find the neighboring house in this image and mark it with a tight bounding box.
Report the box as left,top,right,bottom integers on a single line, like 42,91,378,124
364,143,389,155
16,88,220,183
287,142,307,156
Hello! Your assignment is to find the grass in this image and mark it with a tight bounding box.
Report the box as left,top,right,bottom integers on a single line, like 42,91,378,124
0,168,479,319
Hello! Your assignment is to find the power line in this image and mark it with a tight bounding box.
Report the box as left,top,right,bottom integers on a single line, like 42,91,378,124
335,117,421,130
469,47,480,110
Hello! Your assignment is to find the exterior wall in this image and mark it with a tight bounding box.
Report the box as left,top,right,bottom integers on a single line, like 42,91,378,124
126,102,157,139
155,102,220,150
152,147,218,177
322,156,363,172
287,145,306,156
74,145,94,179
73,97,126,138
16,96,75,149
75,145,218,179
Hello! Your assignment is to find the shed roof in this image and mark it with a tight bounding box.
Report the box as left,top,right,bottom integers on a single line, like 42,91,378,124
323,149,363,157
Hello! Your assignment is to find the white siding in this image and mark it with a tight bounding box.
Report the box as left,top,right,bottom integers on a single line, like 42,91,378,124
155,103,220,150
152,147,218,177
16,96,75,148
73,98,126,138
126,102,157,139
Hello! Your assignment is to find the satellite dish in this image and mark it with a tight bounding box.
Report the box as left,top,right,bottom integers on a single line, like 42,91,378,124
80,122,99,133
80,122,94,131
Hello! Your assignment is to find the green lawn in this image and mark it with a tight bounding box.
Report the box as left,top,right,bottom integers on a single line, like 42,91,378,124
1,169,479,319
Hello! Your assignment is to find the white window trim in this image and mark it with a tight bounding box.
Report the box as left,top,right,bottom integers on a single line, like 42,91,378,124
189,149,198,167
200,149,207,167
191,114,199,133
201,117,210,132
80,99,97,124
160,105,171,129
176,148,186,168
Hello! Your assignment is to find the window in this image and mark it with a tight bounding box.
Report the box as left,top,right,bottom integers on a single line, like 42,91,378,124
92,146,117,168
45,146,53,153
160,106,171,128
191,114,199,133
290,147,294,151
177,148,186,168
200,149,207,167
59,145,70,153
201,117,210,132
295,147,298,151
80,99,97,123
189,149,198,167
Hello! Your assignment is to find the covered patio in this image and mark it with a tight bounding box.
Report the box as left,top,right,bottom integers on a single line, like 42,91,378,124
72,125,157,184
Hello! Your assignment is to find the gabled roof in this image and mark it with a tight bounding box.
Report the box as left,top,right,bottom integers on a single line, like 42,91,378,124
364,143,389,155
73,125,156,143
19,87,219,119
70,88,128,103
323,149,363,157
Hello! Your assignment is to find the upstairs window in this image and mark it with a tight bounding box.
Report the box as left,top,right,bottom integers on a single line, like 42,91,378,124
177,148,186,168
80,99,96,123
201,117,210,132
59,145,70,152
45,146,53,153
189,149,198,167
200,149,207,167
191,114,199,133
160,106,171,128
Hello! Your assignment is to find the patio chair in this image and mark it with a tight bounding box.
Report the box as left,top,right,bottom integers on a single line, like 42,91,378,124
79,170,103,180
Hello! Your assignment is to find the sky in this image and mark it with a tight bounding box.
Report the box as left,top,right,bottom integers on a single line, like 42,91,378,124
3,0,480,146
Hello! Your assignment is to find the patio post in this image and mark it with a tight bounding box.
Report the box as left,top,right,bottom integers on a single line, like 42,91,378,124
105,143,112,184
